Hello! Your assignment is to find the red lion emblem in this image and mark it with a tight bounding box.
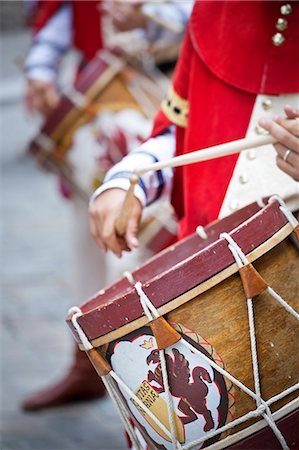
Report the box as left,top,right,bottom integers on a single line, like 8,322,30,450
146,348,215,432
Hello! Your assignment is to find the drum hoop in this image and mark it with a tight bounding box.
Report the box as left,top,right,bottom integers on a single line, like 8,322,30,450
29,49,164,157
67,200,295,347
77,221,292,349
28,50,127,161
203,398,299,450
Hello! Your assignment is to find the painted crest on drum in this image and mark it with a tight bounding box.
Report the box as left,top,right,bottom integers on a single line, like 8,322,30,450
106,323,234,449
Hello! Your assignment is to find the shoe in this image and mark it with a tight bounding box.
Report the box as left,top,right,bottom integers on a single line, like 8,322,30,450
22,346,106,411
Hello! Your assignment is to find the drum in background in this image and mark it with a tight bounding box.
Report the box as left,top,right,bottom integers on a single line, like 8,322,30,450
28,49,168,196
67,198,299,449
28,48,178,255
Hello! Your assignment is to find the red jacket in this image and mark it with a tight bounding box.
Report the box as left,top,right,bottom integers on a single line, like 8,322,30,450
32,0,104,61
153,0,299,237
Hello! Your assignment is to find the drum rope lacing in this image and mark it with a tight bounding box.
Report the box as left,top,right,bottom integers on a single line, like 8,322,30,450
69,305,178,450
123,270,135,285
196,225,208,240
220,232,298,450
63,86,89,109
69,306,144,450
69,245,298,450
68,197,298,450
127,268,181,447
135,282,182,450
133,284,297,450
220,232,299,322
256,197,266,208
269,195,299,229
126,199,299,450
35,133,55,152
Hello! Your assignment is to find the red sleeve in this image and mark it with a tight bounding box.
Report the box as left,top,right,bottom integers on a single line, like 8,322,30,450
72,1,103,60
150,110,172,137
150,29,193,138
32,0,63,33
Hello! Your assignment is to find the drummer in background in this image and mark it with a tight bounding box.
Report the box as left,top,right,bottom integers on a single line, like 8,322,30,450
22,0,193,411
89,1,299,256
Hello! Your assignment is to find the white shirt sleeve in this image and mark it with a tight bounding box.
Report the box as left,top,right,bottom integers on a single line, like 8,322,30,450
90,128,176,207
141,0,194,45
24,3,73,83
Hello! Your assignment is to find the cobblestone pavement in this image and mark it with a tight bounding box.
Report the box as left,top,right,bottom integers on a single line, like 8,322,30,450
1,30,126,450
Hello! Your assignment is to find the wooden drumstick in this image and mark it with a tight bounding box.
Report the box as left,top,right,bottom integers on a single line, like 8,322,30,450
115,134,277,238
115,174,139,237
134,134,278,176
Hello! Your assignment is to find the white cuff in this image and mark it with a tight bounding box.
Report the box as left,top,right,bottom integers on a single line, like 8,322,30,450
89,178,147,208
89,130,175,209
26,67,57,84
24,3,72,83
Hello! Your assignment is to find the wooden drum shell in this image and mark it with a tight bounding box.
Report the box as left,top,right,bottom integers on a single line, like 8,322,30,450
168,236,298,427
67,200,299,448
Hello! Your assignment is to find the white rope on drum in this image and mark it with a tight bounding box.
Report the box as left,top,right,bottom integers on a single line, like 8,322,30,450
196,225,208,240
134,282,182,450
159,348,181,450
220,232,296,450
247,296,262,406
68,306,144,450
269,195,299,229
220,230,299,319
134,280,292,449
101,375,144,450
63,86,88,109
267,383,299,407
183,405,266,450
68,217,299,450
69,305,181,448
256,197,266,208
135,282,159,321
132,225,298,450
128,228,297,450
35,133,55,152
69,306,93,351
133,283,278,448
267,287,299,321
109,370,177,443
124,271,135,285
168,333,292,450
69,305,182,448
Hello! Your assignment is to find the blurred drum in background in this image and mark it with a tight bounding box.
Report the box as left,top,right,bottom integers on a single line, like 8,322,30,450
28,48,178,261
67,198,299,449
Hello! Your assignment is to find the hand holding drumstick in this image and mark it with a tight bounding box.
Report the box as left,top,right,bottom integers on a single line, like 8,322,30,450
89,106,299,257
259,105,299,182
89,187,143,258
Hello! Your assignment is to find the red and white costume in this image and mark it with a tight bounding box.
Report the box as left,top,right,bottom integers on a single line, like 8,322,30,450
22,0,193,416
95,0,299,239
24,1,103,82
25,1,192,83
24,0,193,299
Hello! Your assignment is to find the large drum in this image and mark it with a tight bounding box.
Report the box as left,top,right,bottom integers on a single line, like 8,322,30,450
67,197,298,449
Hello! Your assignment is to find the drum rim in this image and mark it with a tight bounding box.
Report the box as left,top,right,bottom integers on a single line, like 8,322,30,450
29,48,164,158
31,51,124,137
67,199,292,346
204,399,299,450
